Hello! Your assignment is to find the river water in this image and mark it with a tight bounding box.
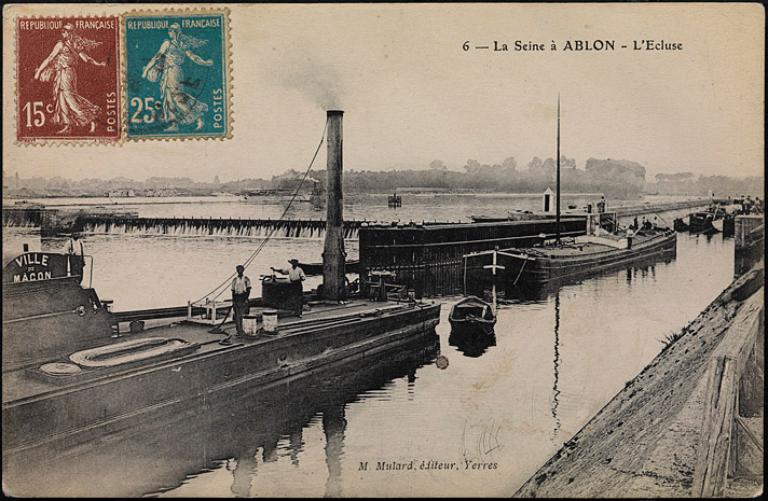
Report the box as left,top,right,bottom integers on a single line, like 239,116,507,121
2,195,733,497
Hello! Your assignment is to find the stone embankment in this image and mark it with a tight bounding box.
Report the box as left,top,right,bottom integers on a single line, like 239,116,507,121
515,264,764,498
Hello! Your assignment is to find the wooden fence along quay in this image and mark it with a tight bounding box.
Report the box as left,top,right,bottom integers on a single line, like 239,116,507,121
692,261,764,496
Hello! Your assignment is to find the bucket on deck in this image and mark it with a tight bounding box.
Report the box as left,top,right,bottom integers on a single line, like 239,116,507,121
262,309,279,333
242,315,259,336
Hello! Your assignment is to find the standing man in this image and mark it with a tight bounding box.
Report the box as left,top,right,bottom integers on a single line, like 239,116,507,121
223,264,251,344
272,259,306,318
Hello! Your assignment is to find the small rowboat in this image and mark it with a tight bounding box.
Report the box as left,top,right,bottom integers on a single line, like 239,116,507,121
449,296,496,336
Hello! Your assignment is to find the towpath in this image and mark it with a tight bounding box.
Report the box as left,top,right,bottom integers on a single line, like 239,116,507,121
514,264,764,497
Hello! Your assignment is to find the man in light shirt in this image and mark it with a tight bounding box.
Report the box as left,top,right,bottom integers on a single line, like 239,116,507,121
223,264,251,344
626,228,634,250
271,258,306,318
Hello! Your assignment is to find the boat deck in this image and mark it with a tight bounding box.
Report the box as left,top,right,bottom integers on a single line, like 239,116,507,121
528,241,616,257
2,299,422,404
514,231,667,258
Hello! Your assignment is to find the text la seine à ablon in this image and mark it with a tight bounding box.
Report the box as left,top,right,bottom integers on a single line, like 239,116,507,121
463,40,683,52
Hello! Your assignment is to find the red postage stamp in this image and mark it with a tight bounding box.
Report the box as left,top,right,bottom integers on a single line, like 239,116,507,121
15,17,121,142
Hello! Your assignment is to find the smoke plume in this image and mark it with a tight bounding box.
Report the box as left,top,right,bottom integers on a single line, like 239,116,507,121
273,55,343,110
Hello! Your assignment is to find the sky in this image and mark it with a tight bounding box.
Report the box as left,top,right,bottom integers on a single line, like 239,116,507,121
3,3,764,182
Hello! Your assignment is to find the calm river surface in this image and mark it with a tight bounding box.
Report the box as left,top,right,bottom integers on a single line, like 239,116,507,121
2,194,732,497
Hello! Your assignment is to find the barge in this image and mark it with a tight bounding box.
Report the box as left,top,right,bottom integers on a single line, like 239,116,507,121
464,99,677,294
2,272,439,459
4,329,440,497
488,227,675,288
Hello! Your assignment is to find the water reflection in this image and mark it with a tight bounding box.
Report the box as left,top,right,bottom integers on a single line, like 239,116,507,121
322,405,347,498
500,252,676,303
3,334,439,497
551,291,561,442
448,330,497,358
289,428,304,466
229,447,258,497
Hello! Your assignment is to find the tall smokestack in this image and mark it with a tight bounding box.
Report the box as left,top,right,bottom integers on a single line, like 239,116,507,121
322,110,346,300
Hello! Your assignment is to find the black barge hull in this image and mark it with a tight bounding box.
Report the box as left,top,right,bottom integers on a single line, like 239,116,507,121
2,302,440,459
507,231,677,286
3,333,440,497
464,231,678,297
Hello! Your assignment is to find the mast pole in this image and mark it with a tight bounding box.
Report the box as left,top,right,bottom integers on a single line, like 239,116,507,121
556,94,561,244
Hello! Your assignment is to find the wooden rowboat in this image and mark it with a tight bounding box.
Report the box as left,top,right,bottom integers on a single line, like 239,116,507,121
449,296,496,336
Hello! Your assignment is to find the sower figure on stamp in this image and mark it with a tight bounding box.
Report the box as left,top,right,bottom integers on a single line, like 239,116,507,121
142,23,213,132
272,259,306,318
222,265,251,345
34,24,106,134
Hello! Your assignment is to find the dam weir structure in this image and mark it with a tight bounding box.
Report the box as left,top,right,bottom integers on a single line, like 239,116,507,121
1,208,370,239
79,216,366,239
3,198,719,239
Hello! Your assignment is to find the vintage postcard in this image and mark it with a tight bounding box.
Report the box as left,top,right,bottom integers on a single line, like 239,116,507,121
1,2,764,498
15,16,120,143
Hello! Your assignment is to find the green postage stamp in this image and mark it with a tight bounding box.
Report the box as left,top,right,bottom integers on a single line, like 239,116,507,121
123,9,232,140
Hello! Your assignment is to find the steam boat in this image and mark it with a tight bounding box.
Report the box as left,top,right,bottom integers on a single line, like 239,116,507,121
2,110,441,469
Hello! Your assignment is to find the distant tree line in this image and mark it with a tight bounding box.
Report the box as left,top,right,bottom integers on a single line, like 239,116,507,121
1,174,272,198
651,172,763,197
306,156,648,198
2,157,762,199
